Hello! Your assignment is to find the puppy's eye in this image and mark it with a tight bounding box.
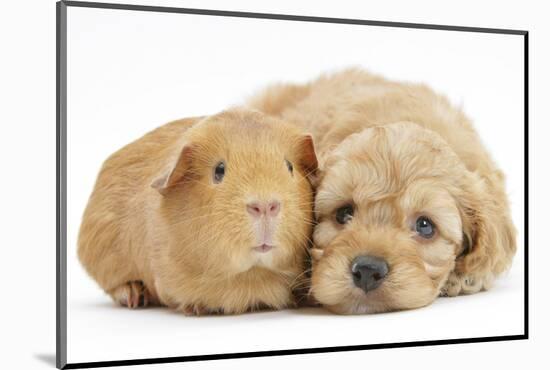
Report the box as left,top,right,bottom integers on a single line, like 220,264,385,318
285,159,294,175
335,204,354,224
213,161,225,183
415,216,435,239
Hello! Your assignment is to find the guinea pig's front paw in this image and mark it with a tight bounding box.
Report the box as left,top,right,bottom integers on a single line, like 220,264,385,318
178,303,213,316
110,281,157,309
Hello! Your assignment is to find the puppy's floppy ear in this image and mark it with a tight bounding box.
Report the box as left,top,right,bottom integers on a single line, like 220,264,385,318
151,143,194,196
453,170,516,293
295,134,319,185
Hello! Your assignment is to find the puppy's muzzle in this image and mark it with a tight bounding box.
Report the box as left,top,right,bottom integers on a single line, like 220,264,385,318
351,255,389,293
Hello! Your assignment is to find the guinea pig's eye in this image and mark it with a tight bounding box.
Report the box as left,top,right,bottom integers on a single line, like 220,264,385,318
213,161,225,183
335,204,354,224
285,159,294,175
415,216,436,239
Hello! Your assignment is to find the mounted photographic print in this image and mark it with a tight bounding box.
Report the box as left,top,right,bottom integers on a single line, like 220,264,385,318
56,1,528,368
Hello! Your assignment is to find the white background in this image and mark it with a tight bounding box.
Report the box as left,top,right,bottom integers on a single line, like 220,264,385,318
0,0,545,369
65,2,526,365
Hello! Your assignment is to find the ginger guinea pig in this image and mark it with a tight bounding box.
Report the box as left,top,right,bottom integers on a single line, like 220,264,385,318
77,108,318,315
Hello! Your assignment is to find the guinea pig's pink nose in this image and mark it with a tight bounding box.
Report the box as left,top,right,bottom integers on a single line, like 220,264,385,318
247,200,281,218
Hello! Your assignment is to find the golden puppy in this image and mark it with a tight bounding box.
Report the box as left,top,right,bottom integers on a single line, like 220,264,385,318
249,68,517,314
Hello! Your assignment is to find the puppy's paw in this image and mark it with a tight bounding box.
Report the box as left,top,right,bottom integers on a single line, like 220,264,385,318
111,281,157,309
440,273,486,297
440,274,461,297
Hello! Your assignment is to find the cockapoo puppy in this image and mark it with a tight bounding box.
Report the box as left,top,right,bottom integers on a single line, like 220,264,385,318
249,68,517,314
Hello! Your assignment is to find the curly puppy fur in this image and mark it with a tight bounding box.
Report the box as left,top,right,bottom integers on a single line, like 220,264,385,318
78,109,317,315
248,68,516,314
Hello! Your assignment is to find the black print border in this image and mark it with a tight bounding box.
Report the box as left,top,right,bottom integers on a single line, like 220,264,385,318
56,1,529,368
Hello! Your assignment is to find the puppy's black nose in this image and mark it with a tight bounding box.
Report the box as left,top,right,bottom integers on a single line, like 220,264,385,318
351,255,389,293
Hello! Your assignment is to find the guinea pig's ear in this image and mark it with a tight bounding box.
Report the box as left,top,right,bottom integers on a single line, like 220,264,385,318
309,247,324,261
449,170,517,295
151,143,194,196
296,134,319,185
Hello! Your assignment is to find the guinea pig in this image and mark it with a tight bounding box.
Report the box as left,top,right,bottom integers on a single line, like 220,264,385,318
248,68,517,314
77,108,318,315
